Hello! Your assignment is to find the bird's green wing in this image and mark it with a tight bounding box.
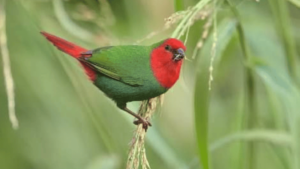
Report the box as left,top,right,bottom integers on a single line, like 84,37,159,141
81,45,151,86
83,61,121,81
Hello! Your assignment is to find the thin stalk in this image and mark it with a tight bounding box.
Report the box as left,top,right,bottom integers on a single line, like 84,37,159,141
127,97,162,169
226,0,256,169
230,93,246,169
266,87,291,169
171,0,211,38
269,1,300,168
268,0,298,82
245,60,256,169
210,130,293,152
0,0,19,129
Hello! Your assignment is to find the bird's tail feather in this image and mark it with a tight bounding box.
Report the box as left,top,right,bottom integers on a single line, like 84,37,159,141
41,31,96,81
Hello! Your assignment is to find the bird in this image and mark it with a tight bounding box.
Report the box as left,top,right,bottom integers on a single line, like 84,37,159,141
41,32,186,130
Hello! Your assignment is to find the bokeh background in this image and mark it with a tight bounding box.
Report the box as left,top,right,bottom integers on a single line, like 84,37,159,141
1,0,300,169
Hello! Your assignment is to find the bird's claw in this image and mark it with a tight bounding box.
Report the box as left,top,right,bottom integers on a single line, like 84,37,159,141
133,118,152,131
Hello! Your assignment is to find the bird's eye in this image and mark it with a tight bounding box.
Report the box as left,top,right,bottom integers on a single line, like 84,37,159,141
165,45,171,51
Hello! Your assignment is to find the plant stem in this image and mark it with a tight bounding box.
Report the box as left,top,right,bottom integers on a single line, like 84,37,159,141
0,0,18,130
171,0,211,38
226,0,256,168
269,1,300,168
127,97,162,169
268,0,299,83
174,0,184,12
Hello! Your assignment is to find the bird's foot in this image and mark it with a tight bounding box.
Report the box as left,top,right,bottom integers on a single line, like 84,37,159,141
133,118,152,131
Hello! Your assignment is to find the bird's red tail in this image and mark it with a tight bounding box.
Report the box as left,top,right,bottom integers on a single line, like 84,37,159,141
41,32,96,81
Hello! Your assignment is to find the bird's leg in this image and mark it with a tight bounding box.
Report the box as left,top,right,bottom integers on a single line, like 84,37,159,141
121,106,152,131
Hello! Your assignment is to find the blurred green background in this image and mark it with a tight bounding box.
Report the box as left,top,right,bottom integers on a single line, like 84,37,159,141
1,0,300,169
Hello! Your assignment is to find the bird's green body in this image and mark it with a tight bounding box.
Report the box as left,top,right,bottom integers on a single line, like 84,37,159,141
88,44,167,107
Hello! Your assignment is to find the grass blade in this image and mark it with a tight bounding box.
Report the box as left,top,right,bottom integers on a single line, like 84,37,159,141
174,0,184,12
288,0,300,8
268,0,299,82
210,130,293,152
194,19,237,169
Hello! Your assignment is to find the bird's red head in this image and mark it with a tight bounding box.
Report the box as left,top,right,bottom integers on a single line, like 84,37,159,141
150,38,186,89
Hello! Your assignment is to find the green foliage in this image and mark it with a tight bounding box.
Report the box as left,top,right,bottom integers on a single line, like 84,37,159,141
174,0,184,12
1,0,300,169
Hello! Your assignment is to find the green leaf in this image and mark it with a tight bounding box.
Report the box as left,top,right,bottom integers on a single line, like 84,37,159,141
194,19,237,169
210,130,293,152
268,0,299,82
241,8,300,168
174,0,184,12
288,0,300,8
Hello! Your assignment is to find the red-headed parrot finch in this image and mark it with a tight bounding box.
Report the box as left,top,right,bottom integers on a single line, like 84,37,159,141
41,32,186,130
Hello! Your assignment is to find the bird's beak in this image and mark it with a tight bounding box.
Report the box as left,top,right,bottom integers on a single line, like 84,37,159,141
173,48,185,61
